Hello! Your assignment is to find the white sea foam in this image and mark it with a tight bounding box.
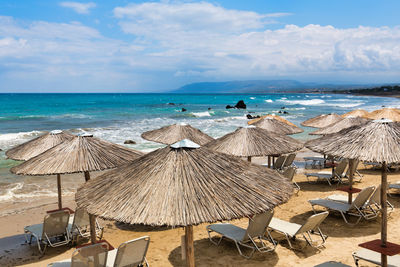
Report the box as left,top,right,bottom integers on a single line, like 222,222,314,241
265,99,273,103
191,111,212,117
279,99,325,106
250,97,256,100
0,130,43,150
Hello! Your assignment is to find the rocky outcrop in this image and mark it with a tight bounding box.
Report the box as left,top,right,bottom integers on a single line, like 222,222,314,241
124,140,136,144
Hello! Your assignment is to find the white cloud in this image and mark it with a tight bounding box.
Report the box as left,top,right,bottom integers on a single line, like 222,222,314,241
60,2,96,14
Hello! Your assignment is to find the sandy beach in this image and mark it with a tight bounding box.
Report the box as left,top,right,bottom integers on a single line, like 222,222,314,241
0,151,399,267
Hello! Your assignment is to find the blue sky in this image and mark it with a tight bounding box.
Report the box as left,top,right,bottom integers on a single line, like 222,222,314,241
1,0,400,92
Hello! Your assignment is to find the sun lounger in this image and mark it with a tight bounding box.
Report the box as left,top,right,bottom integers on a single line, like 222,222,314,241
309,186,376,225
282,153,296,169
47,242,109,267
305,159,348,185
69,208,104,243
282,167,300,191
24,210,71,254
106,236,150,267
47,236,150,267
273,155,286,170
352,248,400,267
388,181,400,196
304,156,325,169
268,211,328,249
206,211,276,259
327,185,394,212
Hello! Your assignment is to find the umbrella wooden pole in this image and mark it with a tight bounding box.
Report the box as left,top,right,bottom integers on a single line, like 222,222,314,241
381,161,388,267
348,159,354,204
247,156,251,162
267,156,271,168
185,225,195,267
84,172,98,244
56,174,62,209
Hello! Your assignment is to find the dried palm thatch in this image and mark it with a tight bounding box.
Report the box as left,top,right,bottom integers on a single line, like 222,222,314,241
341,109,370,118
248,114,297,127
367,108,400,121
6,130,74,161
205,126,303,157
141,123,214,145
306,119,400,164
75,140,293,227
301,113,343,128
310,116,369,135
11,134,144,175
253,117,303,135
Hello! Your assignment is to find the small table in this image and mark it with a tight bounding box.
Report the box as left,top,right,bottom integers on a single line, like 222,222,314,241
336,186,362,194
359,239,400,256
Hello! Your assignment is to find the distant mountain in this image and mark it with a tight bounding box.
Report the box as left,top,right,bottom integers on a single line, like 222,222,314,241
171,80,370,94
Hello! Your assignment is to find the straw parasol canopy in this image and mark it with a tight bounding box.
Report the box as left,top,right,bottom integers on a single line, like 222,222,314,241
11,134,144,212
6,130,74,161
205,126,303,162
253,117,303,135
248,114,297,127
367,108,400,121
310,116,369,135
341,109,370,118
76,139,293,266
306,119,400,267
301,113,343,128
141,123,214,145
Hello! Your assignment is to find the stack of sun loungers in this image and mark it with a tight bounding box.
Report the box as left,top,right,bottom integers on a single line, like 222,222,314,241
305,159,349,186
272,153,297,170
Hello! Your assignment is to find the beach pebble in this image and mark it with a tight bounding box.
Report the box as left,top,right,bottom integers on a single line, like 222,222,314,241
124,140,136,144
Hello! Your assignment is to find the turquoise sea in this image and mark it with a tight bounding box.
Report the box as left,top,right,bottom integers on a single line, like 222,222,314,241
0,93,399,202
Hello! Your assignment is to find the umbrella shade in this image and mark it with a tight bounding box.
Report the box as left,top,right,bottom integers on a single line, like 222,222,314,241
141,123,214,145
301,113,343,128
11,135,144,176
253,117,303,135
75,140,294,227
6,130,74,161
310,116,369,135
341,109,370,118
205,126,303,157
248,114,298,127
367,108,400,121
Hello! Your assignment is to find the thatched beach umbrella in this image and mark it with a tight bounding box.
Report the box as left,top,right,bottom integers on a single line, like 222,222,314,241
141,123,214,145
367,108,400,121
310,116,369,135
253,117,303,135
341,109,370,118
6,130,74,161
76,139,294,267
248,114,298,127
301,113,343,128
306,119,400,267
11,134,143,209
205,126,303,164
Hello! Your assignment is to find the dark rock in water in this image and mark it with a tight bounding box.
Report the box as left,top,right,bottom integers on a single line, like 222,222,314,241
181,108,187,112
208,107,212,110
283,111,289,114
124,140,136,144
235,100,246,109
226,105,234,109
278,110,282,114
246,114,261,119
281,106,286,109
0,149,2,151
167,103,175,105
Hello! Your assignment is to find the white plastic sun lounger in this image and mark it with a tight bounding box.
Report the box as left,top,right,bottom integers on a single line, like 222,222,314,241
48,242,109,267
305,159,348,185
309,186,375,225
352,248,400,267
47,236,150,267
69,208,104,244
268,211,329,249
24,210,71,254
206,211,276,259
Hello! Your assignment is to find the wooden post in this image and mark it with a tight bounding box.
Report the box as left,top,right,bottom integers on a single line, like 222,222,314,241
267,156,271,168
84,171,90,182
57,174,62,209
89,214,97,244
247,156,251,162
185,225,195,267
381,161,388,267
348,159,354,204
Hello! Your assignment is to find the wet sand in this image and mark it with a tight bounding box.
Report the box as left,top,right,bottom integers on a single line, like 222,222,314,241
0,151,399,267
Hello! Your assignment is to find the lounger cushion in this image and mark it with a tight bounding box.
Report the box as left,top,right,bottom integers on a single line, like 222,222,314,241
353,248,400,267
326,194,348,203
268,218,301,237
106,249,117,267
207,223,245,242
309,199,351,212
